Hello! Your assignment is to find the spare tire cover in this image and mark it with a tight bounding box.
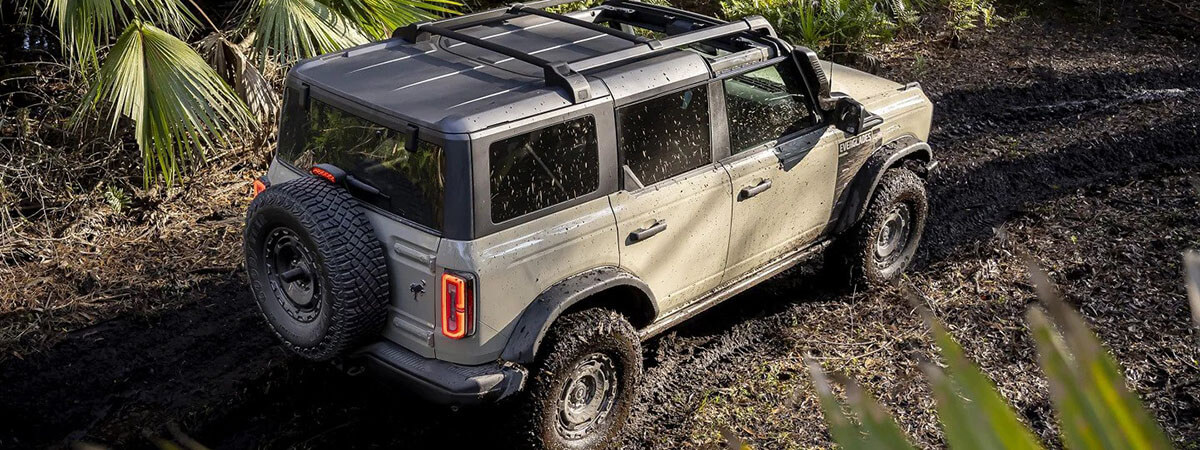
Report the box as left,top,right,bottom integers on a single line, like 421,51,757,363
244,176,390,361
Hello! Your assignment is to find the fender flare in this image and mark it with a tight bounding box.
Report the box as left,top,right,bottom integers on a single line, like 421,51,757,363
831,135,933,235
500,266,656,365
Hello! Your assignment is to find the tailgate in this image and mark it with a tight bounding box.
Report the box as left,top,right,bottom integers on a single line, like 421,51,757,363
367,212,442,358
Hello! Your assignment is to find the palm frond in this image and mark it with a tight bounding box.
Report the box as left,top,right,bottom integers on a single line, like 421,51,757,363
322,0,461,39
43,0,124,69
199,33,279,123
41,0,195,70
80,21,253,186
253,0,368,65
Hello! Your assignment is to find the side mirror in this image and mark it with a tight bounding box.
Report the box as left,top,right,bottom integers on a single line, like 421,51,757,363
834,97,882,135
834,97,866,134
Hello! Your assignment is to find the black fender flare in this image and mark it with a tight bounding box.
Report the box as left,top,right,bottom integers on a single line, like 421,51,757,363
831,135,933,235
500,266,656,365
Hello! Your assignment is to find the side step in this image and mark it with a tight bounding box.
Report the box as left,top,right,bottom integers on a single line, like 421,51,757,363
638,239,831,340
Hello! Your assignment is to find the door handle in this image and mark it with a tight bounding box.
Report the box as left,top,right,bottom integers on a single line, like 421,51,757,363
629,220,667,243
739,179,772,200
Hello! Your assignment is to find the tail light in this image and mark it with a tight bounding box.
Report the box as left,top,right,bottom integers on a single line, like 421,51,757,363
441,272,475,339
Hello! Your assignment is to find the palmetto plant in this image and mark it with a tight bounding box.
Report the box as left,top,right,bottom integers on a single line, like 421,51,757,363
719,0,895,55
36,0,459,186
802,259,1188,450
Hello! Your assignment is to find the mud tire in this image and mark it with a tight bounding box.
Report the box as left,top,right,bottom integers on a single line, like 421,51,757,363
244,177,389,361
515,308,641,450
832,168,928,287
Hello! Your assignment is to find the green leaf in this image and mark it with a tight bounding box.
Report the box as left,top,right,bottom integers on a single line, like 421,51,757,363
807,358,869,449
322,0,462,40
41,0,196,70
831,372,918,450
923,312,1044,450
80,21,253,186
1026,264,1173,450
253,0,370,65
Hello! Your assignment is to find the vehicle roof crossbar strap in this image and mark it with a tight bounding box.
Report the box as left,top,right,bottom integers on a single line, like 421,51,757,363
509,4,653,44
396,23,594,103
568,18,773,72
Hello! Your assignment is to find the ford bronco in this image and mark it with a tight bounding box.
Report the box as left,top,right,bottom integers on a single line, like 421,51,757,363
243,0,934,447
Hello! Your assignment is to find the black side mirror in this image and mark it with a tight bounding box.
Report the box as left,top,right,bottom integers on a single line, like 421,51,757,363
834,97,868,135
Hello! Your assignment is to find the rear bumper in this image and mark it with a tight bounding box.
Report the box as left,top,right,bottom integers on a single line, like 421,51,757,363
358,341,526,406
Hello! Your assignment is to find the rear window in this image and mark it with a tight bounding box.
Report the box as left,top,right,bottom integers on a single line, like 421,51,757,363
488,116,600,223
277,94,445,231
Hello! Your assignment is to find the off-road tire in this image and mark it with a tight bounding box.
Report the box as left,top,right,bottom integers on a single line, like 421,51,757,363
832,168,928,287
516,308,642,450
244,176,389,361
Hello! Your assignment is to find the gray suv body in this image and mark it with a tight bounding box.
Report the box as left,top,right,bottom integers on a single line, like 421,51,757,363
243,1,934,446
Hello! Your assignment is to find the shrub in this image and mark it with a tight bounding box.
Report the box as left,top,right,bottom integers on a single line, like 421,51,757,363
720,0,897,55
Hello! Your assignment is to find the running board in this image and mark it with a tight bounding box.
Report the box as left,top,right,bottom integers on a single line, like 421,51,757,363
638,239,832,340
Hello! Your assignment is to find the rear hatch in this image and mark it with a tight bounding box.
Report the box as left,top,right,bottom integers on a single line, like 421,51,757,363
275,92,443,357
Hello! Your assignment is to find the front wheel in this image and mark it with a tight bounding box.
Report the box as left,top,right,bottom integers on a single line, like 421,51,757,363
833,167,928,287
516,308,641,450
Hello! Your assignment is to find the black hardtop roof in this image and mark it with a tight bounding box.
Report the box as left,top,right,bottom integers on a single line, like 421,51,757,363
289,0,783,134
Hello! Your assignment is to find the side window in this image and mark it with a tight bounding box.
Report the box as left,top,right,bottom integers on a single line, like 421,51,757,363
723,63,816,154
617,85,712,187
489,116,600,223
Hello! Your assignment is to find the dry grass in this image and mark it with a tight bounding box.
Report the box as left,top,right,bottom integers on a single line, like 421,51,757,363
0,44,265,359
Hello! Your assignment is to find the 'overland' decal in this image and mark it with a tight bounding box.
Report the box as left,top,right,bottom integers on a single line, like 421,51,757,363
838,128,882,154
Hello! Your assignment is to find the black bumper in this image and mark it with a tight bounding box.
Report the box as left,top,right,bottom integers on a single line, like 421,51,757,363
358,341,526,406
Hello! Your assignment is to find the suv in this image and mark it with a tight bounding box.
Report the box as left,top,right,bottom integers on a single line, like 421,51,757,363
243,0,934,447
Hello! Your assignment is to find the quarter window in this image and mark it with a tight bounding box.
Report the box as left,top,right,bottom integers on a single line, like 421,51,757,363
617,85,712,187
723,64,815,154
489,116,600,223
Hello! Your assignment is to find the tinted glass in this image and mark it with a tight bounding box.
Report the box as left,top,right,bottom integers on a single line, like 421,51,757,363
489,116,600,223
618,85,711,186
723,64,815,153
277,95,445,231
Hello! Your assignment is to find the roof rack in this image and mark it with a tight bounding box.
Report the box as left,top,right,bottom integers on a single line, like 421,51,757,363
393,1,777,103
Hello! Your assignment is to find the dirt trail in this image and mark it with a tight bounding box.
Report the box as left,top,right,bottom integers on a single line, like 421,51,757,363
2,5,1199,449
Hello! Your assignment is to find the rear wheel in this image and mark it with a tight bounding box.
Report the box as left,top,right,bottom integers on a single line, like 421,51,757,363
244,177,390,361
516,309,641,450
832,168,928,287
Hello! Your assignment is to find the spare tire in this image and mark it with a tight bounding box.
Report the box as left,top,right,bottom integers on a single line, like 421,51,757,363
244,176,390,361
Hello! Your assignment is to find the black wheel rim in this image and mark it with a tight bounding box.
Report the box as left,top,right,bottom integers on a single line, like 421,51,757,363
263,227,320,322
875,202,914,269
556,352,619,441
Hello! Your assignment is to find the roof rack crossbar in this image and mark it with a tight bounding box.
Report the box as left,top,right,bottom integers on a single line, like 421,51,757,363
396,23,594,103
602,0,726,27
508,4,652,44
417,0,580,31
567,17,774,72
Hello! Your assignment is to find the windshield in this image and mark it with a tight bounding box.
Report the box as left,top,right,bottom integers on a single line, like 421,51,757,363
277,93,445,232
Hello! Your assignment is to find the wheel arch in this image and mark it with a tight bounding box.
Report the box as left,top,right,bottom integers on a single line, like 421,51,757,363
831,135,933,236
500,266,657,365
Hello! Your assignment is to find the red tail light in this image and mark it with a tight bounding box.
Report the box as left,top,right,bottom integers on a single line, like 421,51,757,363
441,272,475,339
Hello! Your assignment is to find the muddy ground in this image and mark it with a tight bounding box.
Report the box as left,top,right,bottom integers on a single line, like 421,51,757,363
2,2,1199,449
